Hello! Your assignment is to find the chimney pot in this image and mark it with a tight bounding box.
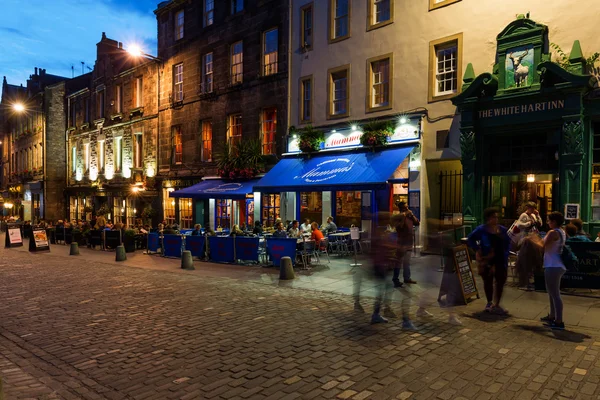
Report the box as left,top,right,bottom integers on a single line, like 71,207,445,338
35,67,38,75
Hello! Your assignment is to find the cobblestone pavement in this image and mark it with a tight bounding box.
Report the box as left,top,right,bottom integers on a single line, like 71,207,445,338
1,249,600,400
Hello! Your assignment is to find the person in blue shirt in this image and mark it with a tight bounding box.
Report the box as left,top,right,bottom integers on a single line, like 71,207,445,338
191,224,202,236
272,222,288,238
467,207,511,315
565,223,592,242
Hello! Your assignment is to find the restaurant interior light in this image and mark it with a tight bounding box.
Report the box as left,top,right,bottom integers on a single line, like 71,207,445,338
4,202,13,209
351,125,357,131
400,117,408,124
527,174,535,183
331,130,337,133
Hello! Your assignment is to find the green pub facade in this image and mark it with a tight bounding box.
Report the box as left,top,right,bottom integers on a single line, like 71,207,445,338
453,16,600,234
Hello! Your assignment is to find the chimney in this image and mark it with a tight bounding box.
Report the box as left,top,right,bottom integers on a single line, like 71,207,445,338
102,32,106,40
35,67,38,75
118,42,123,49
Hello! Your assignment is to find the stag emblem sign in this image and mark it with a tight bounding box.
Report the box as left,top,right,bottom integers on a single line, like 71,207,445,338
505,45,534,88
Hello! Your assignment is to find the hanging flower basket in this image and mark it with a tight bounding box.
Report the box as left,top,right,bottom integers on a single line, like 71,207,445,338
360,120,394,148
216,139,266,180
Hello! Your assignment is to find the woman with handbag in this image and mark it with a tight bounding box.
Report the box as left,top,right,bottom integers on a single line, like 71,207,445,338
515,201,544,290
540,212,567,330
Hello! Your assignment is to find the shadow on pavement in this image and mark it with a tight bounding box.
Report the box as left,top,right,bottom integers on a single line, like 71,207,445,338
513,324,591,343
464,310,511,323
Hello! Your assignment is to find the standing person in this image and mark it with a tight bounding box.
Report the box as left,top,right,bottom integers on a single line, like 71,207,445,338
515,201,544,291
392,201,420,287
467,207,511,314
253,221,263,235
541,211,567,330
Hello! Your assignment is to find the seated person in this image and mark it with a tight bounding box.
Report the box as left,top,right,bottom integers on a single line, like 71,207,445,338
253,221,264,235
191,224,202,236
300,218,311,233
272,222,288,238
229,224,244,237
204,225,216,236
239,222,247,232
323,216,337,234
288,220,300,238
310,222,324,242
566,223,592,242
163,225,178,235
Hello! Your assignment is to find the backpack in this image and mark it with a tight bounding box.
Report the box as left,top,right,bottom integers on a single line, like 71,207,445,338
556,229,577,270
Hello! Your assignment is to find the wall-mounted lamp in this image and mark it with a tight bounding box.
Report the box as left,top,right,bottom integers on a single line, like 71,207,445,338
526,174,535,183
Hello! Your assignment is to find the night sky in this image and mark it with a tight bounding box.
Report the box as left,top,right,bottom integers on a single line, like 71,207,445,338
0,0,158,94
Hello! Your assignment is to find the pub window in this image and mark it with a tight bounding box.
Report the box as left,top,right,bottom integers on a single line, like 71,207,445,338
327,66,350,118
227,114,242,147
84,143,90,172
71,146,77,173
367,54,392,111
70,98,77,127
179,198,193,229
429,33,462,102
261,108,277,155
436,130,450,150
300,3,313,50
172,126,183,164
335,191,361,228
263,28,278,76
262,194,280,227
163,189,176,226
83,97,90,123
175,9,184,40
300,75,313,123
97,140,105,172
300,192,323,226
216,199,232,229
368,0,392,30
329,0,350,42
591,122,600,220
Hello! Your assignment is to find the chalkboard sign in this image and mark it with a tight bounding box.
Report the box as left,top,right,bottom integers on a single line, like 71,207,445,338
5,224,23,248
564,203,580,220
29,228,50,252
453,245,479,302
438,244,479,306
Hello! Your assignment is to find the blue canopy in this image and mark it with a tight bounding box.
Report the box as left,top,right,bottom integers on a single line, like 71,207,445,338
170,179,259,199
253,146,414,193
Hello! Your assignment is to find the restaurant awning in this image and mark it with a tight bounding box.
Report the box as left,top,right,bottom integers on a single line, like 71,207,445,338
253,146,414,193
169,178,260,199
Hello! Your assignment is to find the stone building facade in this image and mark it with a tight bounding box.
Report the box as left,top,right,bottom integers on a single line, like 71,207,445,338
0,69,68,222
65,33,159,226
154,0,289,229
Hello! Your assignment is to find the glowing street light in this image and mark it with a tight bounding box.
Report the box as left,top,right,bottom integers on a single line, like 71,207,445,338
127,44,143,58
13,103,25,113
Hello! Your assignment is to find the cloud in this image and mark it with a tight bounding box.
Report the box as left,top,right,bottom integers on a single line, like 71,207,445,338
0,0,158,92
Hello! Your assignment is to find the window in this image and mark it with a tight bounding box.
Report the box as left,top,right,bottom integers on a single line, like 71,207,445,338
202,53,213,93
261,108,277,155
97,140,105,172
70,98,77,127
172,126,183,164
113,198,124,224
300,76,313,123
134,133,143,168
429,33,462,102
84,98,90,123
263,28,278,76
327,66,349,118
179,198,193,229
71,146,76,173
367,54,392,111
436,130,450,150
175,10,184,40
115,137,123,172
135,77,143,108
231,0,243,14
262,194,280,227
201,120,212,162
84,143,90,172
173,63,183,102
330,0,350,42
115,85,123,113
96,89,105,119
227,114,242,147
300,4,313,50
163,189,176,226
368,0,392,30
429,0,461,11
230,41,243,85
204,0,214,27
216,199,231,229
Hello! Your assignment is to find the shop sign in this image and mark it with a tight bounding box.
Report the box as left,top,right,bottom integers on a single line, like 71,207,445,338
389,123,420,143
478,99,565,119
294,158,354,183
205,183,244,193
324,130,363,149
163,179,202,188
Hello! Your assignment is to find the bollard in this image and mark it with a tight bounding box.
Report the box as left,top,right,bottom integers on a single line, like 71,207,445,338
279,256,295,280
115,245,127,262
69,242,79,256
181,250,195,270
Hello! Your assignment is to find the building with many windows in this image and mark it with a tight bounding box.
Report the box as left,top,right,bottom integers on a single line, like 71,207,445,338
154,0,289,229
65,33,159,226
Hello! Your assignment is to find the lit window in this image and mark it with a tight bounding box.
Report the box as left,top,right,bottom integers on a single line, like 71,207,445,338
172,126,183,164
263,28,278,76
230,41,243,85
300,4,313,50
72,146,76,173
231,0,243,14
115,85,123,113
201,120,212,162
328,67,349,117
429,34,462,101
135,77,143,108
430,0,461,11
115,137,123,172
228,114,242,147
261,108,277,155
163,189,176,226
370,0,391,27
134,133,143,168
97,140,105,172
202,53,213,93
174,63,183,102
300,76,312,122
369,56,391,109
175,10,184,40
331,0,349,41
179,198,193,229
204,0,214,27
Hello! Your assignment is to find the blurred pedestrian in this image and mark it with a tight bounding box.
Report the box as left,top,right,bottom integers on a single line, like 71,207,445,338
541,211,567,330
392,201,419,287
515,201,544,291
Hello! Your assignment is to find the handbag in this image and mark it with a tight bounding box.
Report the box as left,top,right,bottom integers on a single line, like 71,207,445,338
507,220,523,244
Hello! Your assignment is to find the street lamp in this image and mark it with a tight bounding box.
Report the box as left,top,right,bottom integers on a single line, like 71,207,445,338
13,103,25,113
126,44,162,62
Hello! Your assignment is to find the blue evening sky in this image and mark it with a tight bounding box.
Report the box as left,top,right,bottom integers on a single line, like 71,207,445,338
0,0,158,94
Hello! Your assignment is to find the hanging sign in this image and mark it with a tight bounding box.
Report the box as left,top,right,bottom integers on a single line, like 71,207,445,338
29,228,50,252
5,224,23,248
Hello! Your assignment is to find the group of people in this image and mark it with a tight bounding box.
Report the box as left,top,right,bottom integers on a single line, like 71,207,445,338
467,202,574,330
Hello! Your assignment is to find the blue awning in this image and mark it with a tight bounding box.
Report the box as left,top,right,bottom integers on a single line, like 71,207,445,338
170,179,260,199
253,147,414,193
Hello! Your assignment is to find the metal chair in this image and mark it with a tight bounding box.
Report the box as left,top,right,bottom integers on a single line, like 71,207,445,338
318,238,331,263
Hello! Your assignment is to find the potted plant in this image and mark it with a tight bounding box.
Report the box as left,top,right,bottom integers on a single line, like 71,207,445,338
216,139,266,179
96,205,110,216
123,229,137,253
83,205,93,214
360,120,394,148
298,125,325,153
141,206,157,224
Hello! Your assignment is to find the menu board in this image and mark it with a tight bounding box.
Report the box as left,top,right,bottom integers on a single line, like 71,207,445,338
5,224,23,248
29,228,50,252
453,245,479,302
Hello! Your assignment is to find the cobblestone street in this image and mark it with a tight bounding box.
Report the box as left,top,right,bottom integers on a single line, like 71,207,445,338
1,248,600,400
